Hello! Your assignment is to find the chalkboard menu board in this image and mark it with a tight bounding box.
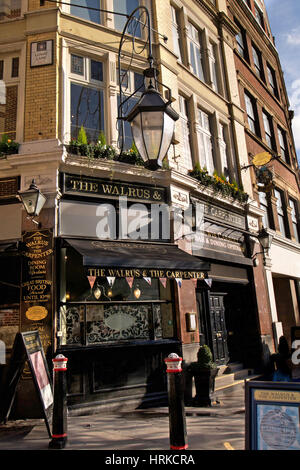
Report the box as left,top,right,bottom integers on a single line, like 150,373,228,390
0,331,53,437
245,380,300,450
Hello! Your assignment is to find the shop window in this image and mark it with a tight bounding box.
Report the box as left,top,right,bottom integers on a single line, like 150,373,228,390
197,108,214,175
274,188,288,238
187,22,205,82
59,246,175,346
262,110,275,150
244,90,259,136
252,43,265,81
117,68,144,150
289,199,300,243
178,95,193,170
70,54,105,142
0,55,19,141
171,5,183,63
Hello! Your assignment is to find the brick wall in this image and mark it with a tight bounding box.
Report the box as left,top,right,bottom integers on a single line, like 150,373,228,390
24,32,57,142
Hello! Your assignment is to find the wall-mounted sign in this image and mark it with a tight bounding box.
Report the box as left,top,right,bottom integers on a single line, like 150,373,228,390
170,185,189,209
246,381,300,450
30,40,53,67
87,267,206,280
62,173,166,204
203,202,246,230
20,230,53,356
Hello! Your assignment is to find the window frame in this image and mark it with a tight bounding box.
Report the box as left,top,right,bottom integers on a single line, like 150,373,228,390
234,19,249,62
197,108,214,175
258,191,271,228
178,94,193,171
277,125,290,164
267,63,279,99
274,188,288,238
171,5,183,62
187,21,205,82
252,42,265,81
0,51,22,142
244,91,259,136
262,110,275,150
289,198,300,243
254,2,264,29
69,52,106,143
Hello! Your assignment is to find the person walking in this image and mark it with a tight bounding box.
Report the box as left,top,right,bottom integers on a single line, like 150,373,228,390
270,336,292,382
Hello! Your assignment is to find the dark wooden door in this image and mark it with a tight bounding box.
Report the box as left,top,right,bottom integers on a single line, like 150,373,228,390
209,293,229,364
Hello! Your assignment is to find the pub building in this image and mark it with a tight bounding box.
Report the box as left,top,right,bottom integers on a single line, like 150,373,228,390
0,165,263,416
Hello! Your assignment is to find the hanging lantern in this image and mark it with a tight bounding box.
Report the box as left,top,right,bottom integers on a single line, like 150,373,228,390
94,286,101,300
133,286,141,299
126,85,179,170
18,179,46,217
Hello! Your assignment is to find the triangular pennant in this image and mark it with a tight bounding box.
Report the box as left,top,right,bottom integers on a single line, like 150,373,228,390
126,277,134,288
205,278,212,288
159,278,167,288
87,276,96,289
107,276,116,287
175,278,182,288
143,277,152,286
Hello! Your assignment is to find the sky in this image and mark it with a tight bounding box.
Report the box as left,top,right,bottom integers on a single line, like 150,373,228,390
264,0,300,160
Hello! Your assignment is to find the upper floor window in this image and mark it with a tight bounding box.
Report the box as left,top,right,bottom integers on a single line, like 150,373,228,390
244,91,259,136
243,0,251,8
70,54,105,142
218,123,230,178
274,188,288,237
267,63,279,98
289,199,300,243
188,22,205,82
0,54,20,142
277,126,289,164
117,68,144,149
171,5,183,62
197,108,214,175
252,43,264,81
262,110,275,150
208,42,221,94
235,19,249,61
259,191,270,228
178,95,193,170
114,0,141,37
70,0,102,25
0,0,21,21
254,3,264,29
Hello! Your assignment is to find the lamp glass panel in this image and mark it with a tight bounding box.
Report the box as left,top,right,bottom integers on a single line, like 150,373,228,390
157,113,175,166
35,192,47,216
21,191,39,216
141,111,163,161
131,114,148,161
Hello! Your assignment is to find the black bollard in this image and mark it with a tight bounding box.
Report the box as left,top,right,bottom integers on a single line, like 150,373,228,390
164,353,188,450
49,354,68,449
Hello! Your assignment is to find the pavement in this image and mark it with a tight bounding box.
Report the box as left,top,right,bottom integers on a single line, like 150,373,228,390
0,383,246,452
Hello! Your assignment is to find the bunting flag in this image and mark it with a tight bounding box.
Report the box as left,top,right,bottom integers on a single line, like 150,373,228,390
175,278,182,288
143,277,152,286
126,277,134,288
87,275,96,289
159,278,167,288
107,276,116,287
205,278,213,288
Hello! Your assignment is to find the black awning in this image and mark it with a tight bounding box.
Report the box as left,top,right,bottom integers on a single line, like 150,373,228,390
65,239,210,278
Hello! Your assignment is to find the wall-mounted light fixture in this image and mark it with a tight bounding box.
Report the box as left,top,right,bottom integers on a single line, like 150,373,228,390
17,179,46,227
252,228,273,266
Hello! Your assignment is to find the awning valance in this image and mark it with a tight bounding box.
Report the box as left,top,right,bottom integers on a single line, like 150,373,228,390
65,239,210,279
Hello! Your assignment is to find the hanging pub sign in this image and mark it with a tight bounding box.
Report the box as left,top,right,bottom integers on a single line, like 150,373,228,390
0,331,53,438
245,380,300,450
20,230,53,357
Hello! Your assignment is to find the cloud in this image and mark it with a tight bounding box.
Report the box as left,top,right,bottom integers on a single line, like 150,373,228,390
286,28,300,46
290,80,300,155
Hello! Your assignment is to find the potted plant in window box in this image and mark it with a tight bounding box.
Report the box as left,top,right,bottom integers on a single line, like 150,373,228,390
189,345,219,407
0,134,19,157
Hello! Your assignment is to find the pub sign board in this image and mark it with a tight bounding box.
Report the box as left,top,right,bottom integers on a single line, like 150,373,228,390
0,331,53,437
245,380,300,450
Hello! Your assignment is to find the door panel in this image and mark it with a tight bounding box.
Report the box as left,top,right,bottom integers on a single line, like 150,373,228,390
209,294,229,364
